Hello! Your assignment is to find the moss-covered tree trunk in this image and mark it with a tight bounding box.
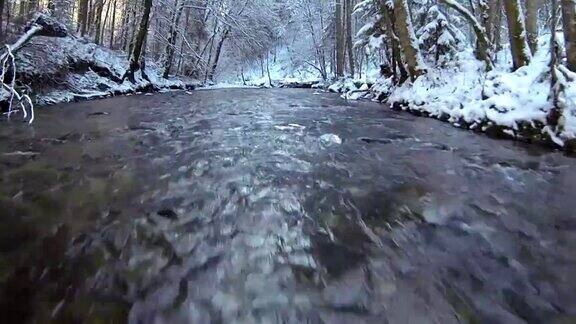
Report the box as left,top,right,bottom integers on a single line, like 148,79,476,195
561,0,576,72
503,0,531,70
393,0,425,80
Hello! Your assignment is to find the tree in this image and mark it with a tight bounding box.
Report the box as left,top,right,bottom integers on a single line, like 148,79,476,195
77,0,89,36
393,0,425,80
0,0,5,38
123,0,153,82
335,0,345,77
561,0,576,72
525,0,539,55
382,2,409,82
344,0,355,77
417,5,465,65
502,0,531,70
94,0,105,44
109,0,117,48
162,0,185,78
439,0,493,69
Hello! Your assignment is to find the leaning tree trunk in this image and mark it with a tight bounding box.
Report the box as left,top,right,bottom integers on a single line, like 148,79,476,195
525,0,539,55
561,0,576,72
393,0,425,80
440,0,493,69
503,0,531,70
206,29,229,82
162,0,184,78
335,0,345,77
123,0,153,83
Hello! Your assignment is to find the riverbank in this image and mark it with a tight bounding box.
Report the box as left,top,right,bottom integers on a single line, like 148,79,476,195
329,37,576,153
12,35,200,106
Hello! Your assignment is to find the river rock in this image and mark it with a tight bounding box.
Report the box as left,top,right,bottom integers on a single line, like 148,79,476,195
320,134,342,146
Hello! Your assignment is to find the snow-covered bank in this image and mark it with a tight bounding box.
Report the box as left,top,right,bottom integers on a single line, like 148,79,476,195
14,36,199,106
331,38,576,152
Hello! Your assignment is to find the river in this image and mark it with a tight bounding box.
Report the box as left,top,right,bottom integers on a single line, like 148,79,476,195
1,89,575,323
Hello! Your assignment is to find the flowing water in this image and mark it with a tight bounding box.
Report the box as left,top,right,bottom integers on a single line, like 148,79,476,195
1,89,575,323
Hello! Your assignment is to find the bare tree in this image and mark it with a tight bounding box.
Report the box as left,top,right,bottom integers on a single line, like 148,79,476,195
77,0,89,36
123,0,153,82
344,0,355,77
109,0,117,47
335,0,345,77
162,0,185,78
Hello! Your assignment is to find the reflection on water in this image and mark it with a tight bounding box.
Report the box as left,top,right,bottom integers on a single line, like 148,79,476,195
1,89,576,323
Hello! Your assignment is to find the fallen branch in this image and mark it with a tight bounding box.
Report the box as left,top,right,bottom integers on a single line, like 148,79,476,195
0,14,67,61
1,46,34,123
0,13,67,123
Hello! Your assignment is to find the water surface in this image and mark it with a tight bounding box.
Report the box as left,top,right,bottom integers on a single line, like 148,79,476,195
1,89,575,323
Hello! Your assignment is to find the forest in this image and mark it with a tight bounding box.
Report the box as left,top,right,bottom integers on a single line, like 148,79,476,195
0,0,575,148
1,1,576,323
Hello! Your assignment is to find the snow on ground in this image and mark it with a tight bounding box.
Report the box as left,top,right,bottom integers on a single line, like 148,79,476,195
331,35,576,149
222,47,322,87
198,83,259,90
15,36,198,105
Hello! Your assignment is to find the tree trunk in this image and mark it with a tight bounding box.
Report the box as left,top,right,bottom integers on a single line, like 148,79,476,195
525,0,539,55
440,0,493,69
206,30,229,82
109,0,116,48
503,0,531,70
561,0,576,71
123,0,153,82
548,0,563,128
492,0,503,55
335,0,345,77
77,0,88,37
381,2,408,83
0,0,5,38
94,0,104,44
266,55,272,87
162,0,184,78
393,0,425,80
101,0,112,44
87,0,94,35
344,0,355,77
